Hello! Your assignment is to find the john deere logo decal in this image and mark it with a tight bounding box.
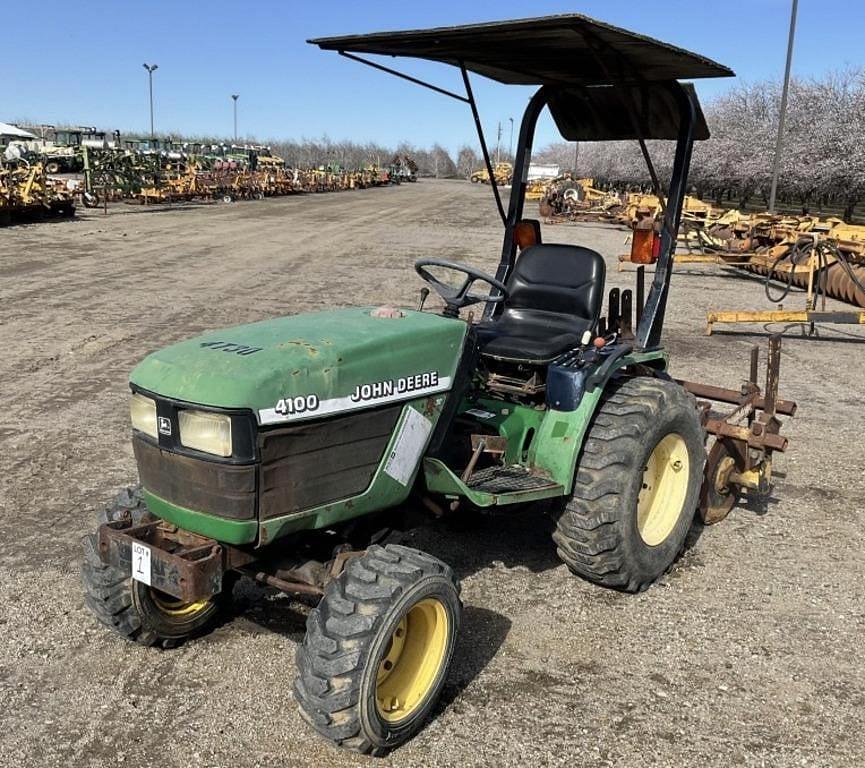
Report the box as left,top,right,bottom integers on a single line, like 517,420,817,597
157,416,172,436
261,370,450,425
350,371,440,403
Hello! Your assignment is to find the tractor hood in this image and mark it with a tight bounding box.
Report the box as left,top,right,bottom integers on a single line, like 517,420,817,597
130,307,467,425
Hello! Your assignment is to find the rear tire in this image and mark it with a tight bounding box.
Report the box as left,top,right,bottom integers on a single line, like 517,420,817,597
81,487,229,647
294,544,461,755
553,377,705,592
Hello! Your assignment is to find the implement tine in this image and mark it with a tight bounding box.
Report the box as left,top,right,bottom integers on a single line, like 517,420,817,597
765,335,781,417
749,346,759,386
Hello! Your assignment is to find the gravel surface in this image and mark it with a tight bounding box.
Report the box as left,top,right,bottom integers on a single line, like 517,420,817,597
0,179,862,768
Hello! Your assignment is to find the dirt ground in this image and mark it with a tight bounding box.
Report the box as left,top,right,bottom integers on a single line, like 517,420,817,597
1,179,863,768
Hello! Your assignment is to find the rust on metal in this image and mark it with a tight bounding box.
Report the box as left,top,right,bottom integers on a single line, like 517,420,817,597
99,520,224,601
98,519,258,602
679,381,796,416
703,418,788,452
328,549,366,580
239,568,324,597
460,438,487,484
684,335,796,524
470,434,507,455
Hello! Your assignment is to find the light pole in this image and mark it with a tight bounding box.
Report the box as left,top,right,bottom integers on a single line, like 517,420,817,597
142,63,158,139
508,117,514,159
768,0,798,213
231,94,239,142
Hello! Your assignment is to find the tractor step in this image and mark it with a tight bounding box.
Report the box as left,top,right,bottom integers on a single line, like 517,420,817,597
466,465,560,494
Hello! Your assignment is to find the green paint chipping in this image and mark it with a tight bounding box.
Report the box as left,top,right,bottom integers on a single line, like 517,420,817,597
551,421,569,439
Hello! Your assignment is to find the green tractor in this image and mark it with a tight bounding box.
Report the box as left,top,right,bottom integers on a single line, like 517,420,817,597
82,15,796,756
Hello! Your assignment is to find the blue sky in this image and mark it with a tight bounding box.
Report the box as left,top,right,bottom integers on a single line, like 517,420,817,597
3,1,861,153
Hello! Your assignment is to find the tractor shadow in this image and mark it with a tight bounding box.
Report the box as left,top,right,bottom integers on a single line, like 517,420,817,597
435,605,512,713
224,580,311,643
399,503,565,582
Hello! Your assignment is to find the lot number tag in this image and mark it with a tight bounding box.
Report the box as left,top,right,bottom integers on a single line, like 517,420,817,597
384,408,432,486
131,542,152,585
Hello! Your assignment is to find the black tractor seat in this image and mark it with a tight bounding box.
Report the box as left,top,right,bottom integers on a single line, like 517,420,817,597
475,243,606,365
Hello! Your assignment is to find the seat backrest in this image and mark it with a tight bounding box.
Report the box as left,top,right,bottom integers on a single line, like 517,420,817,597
505,243,606,322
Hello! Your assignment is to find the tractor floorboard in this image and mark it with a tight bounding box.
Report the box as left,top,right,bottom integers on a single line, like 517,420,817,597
466,465,560,494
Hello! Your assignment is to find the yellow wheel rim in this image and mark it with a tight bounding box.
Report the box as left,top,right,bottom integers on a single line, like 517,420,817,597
637,433,690,546
376,598,449,723
149,590,211,618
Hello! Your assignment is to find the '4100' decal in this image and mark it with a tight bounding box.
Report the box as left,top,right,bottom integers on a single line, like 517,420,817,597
274,394,320,416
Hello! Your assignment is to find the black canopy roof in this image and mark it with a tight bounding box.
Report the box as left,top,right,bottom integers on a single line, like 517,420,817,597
309,14,733,87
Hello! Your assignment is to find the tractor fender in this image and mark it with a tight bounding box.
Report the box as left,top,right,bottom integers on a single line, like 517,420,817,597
530,348,668,494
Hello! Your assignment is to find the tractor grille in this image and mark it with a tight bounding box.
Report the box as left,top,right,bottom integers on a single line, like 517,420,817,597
258,405,402,520
133,435,257,519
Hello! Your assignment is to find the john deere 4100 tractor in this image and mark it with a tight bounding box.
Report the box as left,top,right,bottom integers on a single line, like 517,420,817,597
82,15,796,755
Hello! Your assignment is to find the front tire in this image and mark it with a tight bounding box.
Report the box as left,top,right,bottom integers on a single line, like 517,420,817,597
295,544,461,755
553,377,705,592
81,488,229,647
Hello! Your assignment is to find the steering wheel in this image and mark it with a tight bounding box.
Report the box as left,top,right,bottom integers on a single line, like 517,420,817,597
414,258,509,317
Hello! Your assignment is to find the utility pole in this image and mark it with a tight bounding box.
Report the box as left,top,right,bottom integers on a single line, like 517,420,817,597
142,63,158,139
508,117,514,160
768,0,798,213
496,121,502,164
231,94,239,142
574,142,579,176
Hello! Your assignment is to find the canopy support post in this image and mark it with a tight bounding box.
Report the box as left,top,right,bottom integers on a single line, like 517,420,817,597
337,51,470,103
637,138,666,215
460,63,507,226
636,84,697,350
483,86,548,320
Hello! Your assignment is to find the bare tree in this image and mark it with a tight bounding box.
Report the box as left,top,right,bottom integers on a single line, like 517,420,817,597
456,145,479,178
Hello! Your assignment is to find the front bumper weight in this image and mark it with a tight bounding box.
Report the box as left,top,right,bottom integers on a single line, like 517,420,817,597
97,519,225,602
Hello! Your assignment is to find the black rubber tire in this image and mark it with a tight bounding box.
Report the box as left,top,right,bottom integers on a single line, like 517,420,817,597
96,485,152,526
552,377,705,592
81,487,229,648
45,161,60,174
294,544,461,755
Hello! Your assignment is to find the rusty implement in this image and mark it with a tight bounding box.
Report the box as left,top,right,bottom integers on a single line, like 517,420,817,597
678,335,797,524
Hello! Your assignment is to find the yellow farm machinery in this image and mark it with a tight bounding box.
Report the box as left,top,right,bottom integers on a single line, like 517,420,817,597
538,177,624,219
612,196,865,333
0,161,75,225
470,161,513,185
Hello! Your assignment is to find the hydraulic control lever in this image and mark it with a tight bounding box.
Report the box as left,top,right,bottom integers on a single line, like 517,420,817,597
417,286,430,311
